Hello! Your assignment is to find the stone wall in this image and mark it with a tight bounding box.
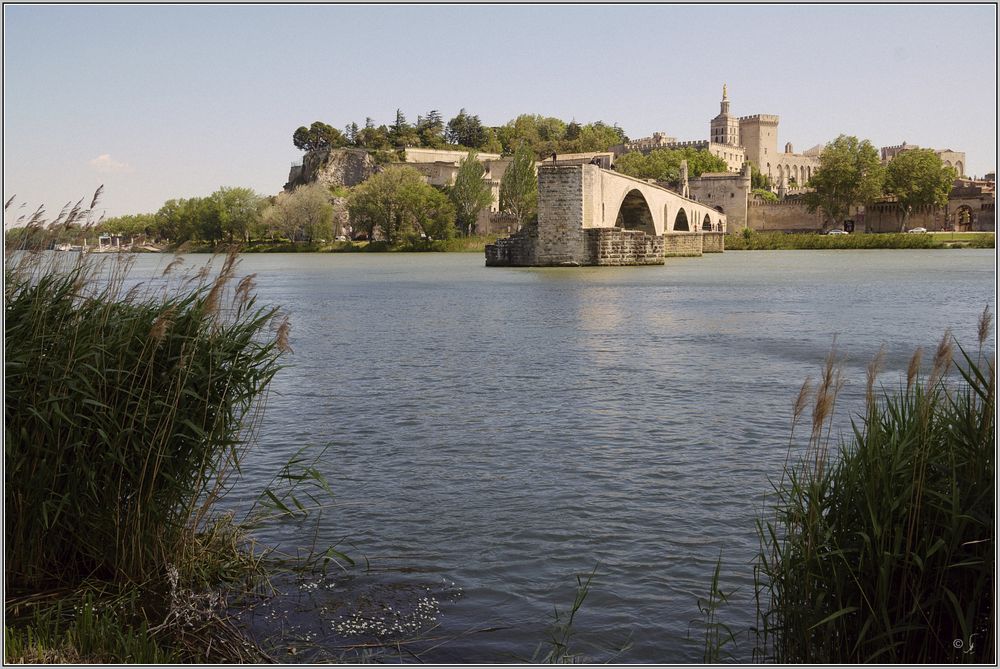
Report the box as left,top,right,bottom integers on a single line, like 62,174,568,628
534,165,587,264
485,226,539,266
663,232,703,257
587,228,664,265
862,202,943,232
485,226,664,266
702,231,725,252
689,165,750,231
747,200,826,232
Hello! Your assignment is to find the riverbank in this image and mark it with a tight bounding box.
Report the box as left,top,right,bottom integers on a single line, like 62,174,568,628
725,230,995,250
174,234,501,254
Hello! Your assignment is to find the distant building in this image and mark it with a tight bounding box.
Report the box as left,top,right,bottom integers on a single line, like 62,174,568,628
880,141,966,177
618,85,819,181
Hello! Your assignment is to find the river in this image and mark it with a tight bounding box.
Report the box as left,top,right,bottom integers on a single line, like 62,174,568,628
127,248,994,662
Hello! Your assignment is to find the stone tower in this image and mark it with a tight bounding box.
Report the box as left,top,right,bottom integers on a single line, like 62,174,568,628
738,114,780,175
710,84,740,147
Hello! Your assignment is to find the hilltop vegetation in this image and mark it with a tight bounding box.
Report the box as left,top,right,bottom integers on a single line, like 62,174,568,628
294,108,628,159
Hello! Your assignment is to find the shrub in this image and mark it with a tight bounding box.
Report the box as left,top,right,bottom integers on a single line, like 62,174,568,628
5,249,287,592
754,314,995,663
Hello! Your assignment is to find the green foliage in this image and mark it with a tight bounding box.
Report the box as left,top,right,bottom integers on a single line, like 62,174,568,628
415,110,445,149
803,135,884,226
495,114,626,157
97,213,156,239
215,186,263,243
446,108,489,149
615,147,729,183
885,149,957,230
5,591,175,664
293,121,347,152
532,567,597,664
389,109,420,148
689,553,738,663
356,118,392,151
499,144,538,228
348,166,456,245
750,162,773,190
754,322,995,663
725,231,941,250
448,151,494,234
4,250,285,591
260,183,335,242
752,188,778,203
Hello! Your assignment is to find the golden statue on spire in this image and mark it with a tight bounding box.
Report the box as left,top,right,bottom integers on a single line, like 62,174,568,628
723,83,727,99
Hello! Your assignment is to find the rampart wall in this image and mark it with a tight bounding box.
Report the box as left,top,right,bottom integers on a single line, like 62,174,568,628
746,200,826,232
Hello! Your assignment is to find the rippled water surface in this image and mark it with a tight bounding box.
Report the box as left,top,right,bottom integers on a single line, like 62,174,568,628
129,249,994,662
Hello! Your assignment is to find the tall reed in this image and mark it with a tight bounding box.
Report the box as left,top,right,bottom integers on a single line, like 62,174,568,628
5,246,285,594
754,310,995,663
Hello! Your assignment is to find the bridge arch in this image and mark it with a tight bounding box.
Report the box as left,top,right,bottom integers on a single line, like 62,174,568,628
702,213,712,231
613,189,656,234
673,208,689,231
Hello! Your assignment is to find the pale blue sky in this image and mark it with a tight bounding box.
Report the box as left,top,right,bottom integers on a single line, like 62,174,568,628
3,3,997,218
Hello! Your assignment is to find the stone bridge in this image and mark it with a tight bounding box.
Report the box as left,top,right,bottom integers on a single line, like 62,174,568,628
486,163,727,266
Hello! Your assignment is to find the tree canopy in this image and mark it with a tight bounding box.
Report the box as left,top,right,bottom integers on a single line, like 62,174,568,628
449,151,494,235
615,147,729,184
293,121,348,152
803,135,884,226
347,166,456,245
294,109,626,158
499,144,538,228
884,148,956,230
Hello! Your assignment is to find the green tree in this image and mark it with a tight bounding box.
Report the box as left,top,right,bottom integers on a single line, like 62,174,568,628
446,109,489,149
750,163,772,190
357,118,392,150
448,151,494,235
752,188,779,203
293,121,347,152
389,109,420,148
155,199,188,242
884,148,956,231
615,148,728,183
213,187,263,242
803,135,884,227
97,213,156,240
416,110,445,148
499,144,538,228
402,181,456,243
192,196,224,244
348,166,456,245
264,183,334,242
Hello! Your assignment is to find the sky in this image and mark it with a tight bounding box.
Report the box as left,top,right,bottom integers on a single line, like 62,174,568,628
3,3,997,219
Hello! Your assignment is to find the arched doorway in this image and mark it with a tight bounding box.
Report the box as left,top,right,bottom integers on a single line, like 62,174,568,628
702,213,712,231
673,208,689,231
614,189,656,234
